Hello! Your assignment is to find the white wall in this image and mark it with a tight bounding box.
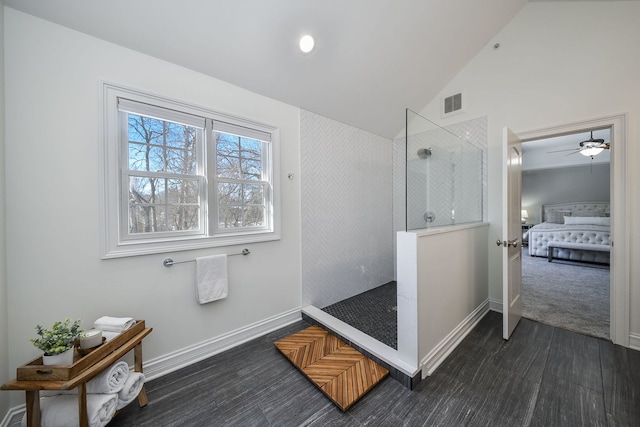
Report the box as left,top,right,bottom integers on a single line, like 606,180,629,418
0,3,9,421
523,164,610,224
300,110,394,308
4,8,302,408
417,1,640,340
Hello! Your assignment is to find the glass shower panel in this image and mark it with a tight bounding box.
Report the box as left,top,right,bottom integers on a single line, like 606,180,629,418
406,109,483,230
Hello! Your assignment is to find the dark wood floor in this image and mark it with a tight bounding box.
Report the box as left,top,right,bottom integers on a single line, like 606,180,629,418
13,311,639,426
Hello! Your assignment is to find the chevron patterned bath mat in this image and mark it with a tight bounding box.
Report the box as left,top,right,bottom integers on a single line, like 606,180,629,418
274,325,389,411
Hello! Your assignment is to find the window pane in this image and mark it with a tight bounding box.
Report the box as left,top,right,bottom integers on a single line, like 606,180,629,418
217,154,241,179
216,133,239,156
216,182,266,229
241,159,261,180
166,179,199,204
216,132,263,180
128,113,198,175
129,176,166,204
128,176,200,234
129,143,165,172
167,205,200,231
128,115,163,144
129,205,166,233
244,205,265,226
165,147,196,175
218,205,243,228
165,122,196,148
243,184,263,204
218,182,242,204
240,138,262,180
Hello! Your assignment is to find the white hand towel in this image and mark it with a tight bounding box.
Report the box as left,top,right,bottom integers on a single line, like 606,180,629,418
21,394,117,427
93,316,136,332
116,372,145,409
196,254,228,304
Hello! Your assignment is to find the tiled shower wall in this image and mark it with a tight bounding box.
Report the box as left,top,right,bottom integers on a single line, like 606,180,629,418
301,110,394,308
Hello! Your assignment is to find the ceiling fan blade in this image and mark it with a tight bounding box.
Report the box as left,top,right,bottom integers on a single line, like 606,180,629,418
564,151,582,156
547,148,580,153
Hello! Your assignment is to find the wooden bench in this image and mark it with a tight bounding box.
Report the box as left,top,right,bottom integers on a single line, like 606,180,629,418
2,325,152,427
547,241,610,263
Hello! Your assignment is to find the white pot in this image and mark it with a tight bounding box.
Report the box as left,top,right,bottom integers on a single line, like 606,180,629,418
42,347,74,366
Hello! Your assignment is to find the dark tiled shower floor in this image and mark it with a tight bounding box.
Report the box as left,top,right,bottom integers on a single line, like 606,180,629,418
321,281,397,349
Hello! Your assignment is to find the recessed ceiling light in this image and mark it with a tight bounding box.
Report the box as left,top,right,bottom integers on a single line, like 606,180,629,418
299,35,315,54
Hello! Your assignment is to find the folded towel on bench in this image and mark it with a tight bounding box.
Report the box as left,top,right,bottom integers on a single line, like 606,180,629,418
93,316,136,333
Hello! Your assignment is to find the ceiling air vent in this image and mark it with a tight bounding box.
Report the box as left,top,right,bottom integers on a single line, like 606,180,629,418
443,92,462,115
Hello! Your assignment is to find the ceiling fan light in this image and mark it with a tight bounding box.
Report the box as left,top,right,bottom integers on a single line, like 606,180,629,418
581,147,604,157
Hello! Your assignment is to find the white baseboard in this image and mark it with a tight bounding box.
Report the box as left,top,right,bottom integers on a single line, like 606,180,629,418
420,300,490,378
143,308,302,381
630,332,640,351
489,298,502,313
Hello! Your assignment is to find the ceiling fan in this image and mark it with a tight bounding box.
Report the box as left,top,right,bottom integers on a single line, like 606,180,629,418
548,131,610,157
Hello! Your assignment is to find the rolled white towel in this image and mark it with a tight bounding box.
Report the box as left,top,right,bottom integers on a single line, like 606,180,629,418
21,394,118,427
42,361,129,397
86,360,129,394
116,372,145,410
93,316,136,333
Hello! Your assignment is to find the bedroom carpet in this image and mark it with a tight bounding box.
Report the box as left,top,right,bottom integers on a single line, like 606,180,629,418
522,250,609,339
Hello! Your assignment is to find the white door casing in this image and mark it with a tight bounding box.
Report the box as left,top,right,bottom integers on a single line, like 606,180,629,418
502,128,522,340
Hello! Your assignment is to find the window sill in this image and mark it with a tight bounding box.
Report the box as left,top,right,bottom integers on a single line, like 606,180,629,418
101,231,280,259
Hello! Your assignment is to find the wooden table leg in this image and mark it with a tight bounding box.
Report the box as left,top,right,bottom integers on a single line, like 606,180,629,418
134,342,149,407
78,382,88,427
25,390,40,427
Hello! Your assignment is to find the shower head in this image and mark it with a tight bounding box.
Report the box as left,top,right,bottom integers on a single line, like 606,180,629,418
417,148,432,159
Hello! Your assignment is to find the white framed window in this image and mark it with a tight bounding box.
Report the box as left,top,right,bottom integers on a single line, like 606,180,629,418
101,83,280,258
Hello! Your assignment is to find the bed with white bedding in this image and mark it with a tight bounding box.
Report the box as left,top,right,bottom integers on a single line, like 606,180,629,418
527,201,610,264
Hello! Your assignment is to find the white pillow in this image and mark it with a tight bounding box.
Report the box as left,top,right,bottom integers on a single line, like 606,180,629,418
564,216,610,226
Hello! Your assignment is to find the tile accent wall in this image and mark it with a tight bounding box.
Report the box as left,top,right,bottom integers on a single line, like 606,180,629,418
301,110,394,308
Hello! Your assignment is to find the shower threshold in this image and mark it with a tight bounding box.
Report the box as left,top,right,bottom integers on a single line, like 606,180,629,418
301,306,421,389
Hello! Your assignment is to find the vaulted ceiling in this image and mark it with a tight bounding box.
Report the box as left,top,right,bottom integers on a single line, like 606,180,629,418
5,0,530,138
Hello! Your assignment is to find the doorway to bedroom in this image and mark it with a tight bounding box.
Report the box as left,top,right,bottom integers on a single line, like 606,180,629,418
520,127,611,339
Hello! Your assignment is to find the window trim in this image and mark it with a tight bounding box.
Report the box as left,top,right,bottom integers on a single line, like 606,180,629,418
100,82,281,259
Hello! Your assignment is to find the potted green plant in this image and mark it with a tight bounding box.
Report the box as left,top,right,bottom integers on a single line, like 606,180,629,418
30,318,82,365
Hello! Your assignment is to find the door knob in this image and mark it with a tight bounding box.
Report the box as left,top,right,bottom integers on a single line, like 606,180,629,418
496,239,519,248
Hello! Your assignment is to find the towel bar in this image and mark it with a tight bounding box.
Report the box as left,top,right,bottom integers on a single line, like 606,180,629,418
163,248,250,267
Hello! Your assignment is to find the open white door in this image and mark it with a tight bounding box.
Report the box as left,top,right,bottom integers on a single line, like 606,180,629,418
501,128,523,339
